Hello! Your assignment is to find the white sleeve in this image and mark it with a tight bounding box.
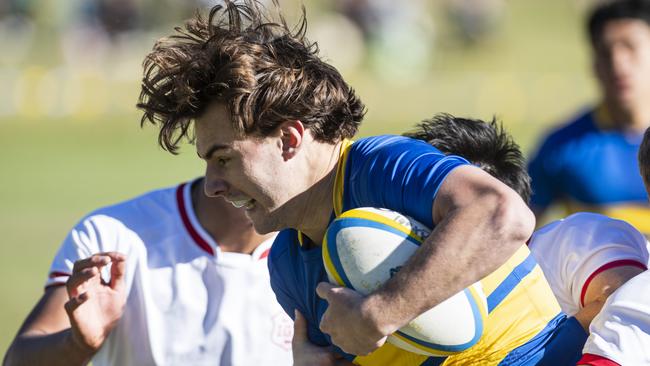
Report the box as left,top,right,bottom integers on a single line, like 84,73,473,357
582,270,650,365
529,213,649,315
45,214,127,288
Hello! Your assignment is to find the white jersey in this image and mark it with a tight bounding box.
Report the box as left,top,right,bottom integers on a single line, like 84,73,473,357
579,270,650,366
528,212,649,316
46,181,293,366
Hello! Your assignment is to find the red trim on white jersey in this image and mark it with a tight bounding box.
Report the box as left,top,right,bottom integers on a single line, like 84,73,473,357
44,282,66,290
580,259,647,307
176,183,215,256
48,271,71,278
578,353,621,366
258,248,270,260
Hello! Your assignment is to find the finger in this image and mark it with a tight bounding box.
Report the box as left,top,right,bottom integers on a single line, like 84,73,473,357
64,292,90,315
109,254,127,293
72,254,112,273
316,282,336,300
102,252,126,262
66,267,100,296
292,309,309,344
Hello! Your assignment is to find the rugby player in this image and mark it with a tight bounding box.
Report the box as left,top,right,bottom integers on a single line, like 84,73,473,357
137,1,586,364
528,0,650,235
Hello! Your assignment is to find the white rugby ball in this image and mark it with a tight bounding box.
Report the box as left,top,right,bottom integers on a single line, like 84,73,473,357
322,207,487,356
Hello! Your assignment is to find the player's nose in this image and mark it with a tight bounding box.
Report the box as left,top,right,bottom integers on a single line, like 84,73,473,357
204,175,228,197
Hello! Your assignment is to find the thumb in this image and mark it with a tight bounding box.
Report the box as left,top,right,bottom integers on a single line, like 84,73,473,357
316,282,336,300
292,309,308,344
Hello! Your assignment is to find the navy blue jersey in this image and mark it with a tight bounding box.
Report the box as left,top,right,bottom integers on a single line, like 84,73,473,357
528,107,650,233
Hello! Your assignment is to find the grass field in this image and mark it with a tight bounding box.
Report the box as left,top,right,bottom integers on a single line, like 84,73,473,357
0,0,596,356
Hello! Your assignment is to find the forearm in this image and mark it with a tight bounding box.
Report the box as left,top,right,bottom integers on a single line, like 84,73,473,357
365,192,534,333
3,329,94,366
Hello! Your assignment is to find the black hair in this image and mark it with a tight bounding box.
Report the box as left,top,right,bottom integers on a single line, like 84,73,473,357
404,114,532,204
588,0,650,44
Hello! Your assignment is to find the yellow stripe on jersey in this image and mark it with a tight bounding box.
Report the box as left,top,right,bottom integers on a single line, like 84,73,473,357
442,246,561,365
333,139,354,217
353,342,431,366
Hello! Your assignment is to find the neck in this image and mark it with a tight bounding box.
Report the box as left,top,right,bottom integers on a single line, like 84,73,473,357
295,141,343,245
191,179,274,254
605,99,650,132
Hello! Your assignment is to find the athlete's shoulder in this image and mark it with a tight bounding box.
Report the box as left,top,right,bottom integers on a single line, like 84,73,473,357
351,134,444,155
96,184,180,215
540,212,645,241
86,182,185,222
69,181,189,243
535,109,597,152
532,212,641,251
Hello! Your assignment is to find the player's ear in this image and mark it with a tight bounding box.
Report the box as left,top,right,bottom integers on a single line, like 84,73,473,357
279,120,305,161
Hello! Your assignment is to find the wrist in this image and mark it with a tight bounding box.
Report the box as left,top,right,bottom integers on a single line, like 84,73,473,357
362,293,401,337
65,329,98,362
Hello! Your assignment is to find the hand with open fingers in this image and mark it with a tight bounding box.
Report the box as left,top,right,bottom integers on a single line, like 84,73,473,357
65,252,127,353
292,310,355,366
316,282,388,356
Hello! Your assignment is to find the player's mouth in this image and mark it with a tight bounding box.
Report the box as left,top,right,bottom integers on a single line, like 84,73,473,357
227,198,256,210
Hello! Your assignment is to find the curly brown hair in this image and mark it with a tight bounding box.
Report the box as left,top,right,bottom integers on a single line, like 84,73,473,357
137,0,366,153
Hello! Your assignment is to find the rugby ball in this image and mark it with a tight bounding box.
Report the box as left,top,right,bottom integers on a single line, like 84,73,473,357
322,207,487,356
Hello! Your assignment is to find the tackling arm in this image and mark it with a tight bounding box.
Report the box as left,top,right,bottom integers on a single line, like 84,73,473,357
3,287,94,366
3,252,126,366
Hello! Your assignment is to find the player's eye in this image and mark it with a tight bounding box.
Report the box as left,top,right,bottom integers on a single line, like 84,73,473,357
217,157,230,167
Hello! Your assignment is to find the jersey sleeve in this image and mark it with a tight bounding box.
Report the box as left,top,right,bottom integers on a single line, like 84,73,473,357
529,213,649,315
564,215,648,309
581,270,650,365
345,136,468,227
45,214,129,289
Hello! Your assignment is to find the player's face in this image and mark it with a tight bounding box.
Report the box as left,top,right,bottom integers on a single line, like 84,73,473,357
594,19,650,111
195,102,301,234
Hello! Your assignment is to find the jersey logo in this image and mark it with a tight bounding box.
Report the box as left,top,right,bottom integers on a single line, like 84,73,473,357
271,312,293,351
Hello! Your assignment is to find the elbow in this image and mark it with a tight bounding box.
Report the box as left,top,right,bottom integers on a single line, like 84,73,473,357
491,188,535,253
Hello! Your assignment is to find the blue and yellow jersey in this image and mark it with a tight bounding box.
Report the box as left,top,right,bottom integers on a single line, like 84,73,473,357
269,135,586,365
528,106,650,234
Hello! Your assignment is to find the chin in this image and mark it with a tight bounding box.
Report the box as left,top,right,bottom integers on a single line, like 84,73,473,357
249,215,278,235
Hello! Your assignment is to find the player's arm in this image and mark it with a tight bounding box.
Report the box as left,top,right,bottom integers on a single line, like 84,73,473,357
374,165,534,335
3,286,93,366
318,165,534,354
574,264,646,330
3,253,126,366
